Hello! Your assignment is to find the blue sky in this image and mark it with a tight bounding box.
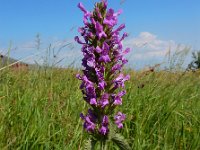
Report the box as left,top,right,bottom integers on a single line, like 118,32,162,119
0,0,200,69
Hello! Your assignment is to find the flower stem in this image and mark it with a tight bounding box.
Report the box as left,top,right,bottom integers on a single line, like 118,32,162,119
100,140,107,150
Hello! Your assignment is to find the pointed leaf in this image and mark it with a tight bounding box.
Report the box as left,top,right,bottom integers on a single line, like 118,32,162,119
111,133,132,150
84,139,97,150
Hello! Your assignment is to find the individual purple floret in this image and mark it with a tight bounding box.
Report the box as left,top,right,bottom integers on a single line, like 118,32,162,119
80,109,97,132
75,0,130,136
114,112,126,129
99,93,109,108
111,90,126,105
99,115,109,135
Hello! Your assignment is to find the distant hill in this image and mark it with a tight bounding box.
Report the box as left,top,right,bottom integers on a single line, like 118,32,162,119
0,54,29,68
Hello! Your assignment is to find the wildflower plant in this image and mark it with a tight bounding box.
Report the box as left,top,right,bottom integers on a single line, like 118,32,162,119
75,0,131,149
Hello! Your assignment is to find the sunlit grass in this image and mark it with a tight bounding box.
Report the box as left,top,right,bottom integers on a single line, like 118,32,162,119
0,67,199,149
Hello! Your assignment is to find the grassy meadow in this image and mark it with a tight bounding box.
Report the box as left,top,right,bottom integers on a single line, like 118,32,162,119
0,66,200,149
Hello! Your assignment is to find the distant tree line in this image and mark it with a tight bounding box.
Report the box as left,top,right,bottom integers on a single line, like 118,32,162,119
187,51,200,71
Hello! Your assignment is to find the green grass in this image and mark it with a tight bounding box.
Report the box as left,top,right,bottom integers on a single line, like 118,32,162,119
0,67,200,149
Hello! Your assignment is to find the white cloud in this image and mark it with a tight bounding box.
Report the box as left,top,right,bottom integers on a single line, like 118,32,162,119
123,32,191,69
125,32,177,56
125,32,177,60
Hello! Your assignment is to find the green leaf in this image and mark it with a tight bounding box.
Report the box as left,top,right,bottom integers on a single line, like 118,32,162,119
111,133,132,150
84,138,97,150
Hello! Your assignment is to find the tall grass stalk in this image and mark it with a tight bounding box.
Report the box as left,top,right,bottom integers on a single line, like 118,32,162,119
0,66,199,149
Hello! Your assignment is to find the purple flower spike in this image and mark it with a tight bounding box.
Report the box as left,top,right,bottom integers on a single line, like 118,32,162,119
76,0,130,135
